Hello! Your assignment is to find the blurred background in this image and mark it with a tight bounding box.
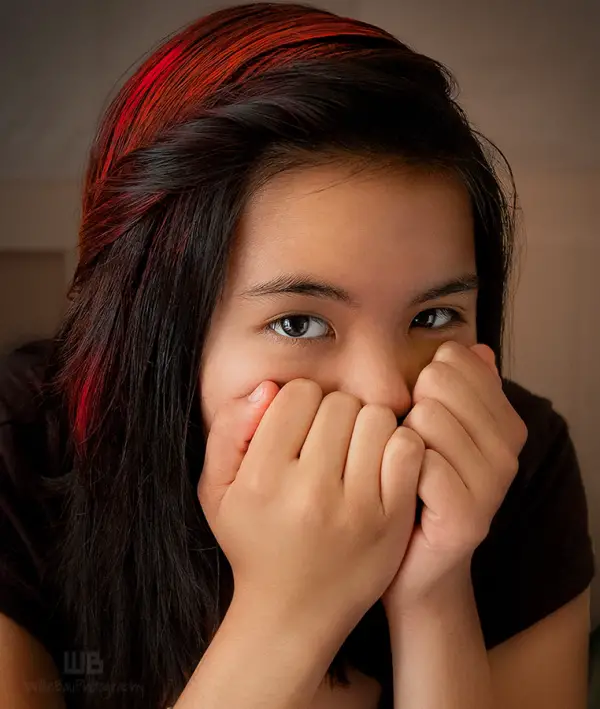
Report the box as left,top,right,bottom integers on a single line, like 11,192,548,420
0,0,598,631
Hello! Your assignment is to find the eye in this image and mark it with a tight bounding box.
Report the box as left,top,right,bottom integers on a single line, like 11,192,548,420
411,307,465,330
265,314,333,345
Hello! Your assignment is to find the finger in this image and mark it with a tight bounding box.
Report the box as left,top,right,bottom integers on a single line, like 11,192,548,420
298,391,362,488
198,381,280,521
435,341,500,384
402,397,485,494
433,342,520,442
343,404,399,514
414,361,511,465
240,378,323,487
465,345,528,451
379,427,424,520
469,343,500,379
417,449,477,546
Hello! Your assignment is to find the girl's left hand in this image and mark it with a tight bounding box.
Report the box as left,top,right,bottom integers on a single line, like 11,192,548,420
381,341,529,616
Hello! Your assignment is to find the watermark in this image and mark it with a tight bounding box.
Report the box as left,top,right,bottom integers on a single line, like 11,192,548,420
24,651,143,696
63,651,104,676
25,678,143,695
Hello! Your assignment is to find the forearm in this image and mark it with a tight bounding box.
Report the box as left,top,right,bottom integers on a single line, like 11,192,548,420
173,594,347,709
385,562,493,709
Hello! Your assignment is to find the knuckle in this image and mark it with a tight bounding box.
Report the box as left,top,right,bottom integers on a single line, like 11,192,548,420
323,389,361,413
358,403,397,429
388,427,425,457
415,361,452,396
405,397,441,428
470,515,492,544
290,485,328,524
239,469,270,499
283,378,323,401
452,513,490,548
205,407,229,442
436,339,461,360
516,417,529,448
418,396,443,417
498,445,519,478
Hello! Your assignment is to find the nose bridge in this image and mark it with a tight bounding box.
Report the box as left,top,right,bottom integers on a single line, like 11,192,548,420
340,338,415,420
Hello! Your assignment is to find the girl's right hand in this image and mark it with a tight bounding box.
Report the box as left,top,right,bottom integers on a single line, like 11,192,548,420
198,378,424,631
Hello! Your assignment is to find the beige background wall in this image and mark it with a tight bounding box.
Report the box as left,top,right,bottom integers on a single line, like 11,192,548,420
1,0,599,624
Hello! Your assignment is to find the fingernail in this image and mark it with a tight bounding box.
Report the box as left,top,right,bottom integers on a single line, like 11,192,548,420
248,383,265,403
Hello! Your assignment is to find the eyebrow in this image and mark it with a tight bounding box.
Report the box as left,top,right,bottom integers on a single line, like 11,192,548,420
237,272,479,308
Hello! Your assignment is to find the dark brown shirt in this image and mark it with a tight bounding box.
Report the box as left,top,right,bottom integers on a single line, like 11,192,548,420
0,339,595,709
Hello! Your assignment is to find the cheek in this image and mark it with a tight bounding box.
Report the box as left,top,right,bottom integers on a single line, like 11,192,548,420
199,346,282,432
451,326,477,348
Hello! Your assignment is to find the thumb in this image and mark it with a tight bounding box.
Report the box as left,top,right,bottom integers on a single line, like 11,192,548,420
198,381,280,524
470,343,501,380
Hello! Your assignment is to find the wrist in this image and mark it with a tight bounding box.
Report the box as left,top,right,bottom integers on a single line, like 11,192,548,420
382,559,493,709
176,589,349,709
384,558,473,626
228,590,353,659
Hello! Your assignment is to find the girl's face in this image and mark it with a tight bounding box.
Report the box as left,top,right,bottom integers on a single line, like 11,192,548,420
200,162,478,430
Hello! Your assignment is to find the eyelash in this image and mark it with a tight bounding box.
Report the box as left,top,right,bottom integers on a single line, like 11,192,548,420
263,308,466,347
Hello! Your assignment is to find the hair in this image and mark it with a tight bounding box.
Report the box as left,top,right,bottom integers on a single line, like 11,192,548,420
39,3,519,708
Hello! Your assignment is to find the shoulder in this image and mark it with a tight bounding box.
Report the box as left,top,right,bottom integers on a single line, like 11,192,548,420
472,376,595,648
494,375,588,531
0,338,61,496
0,336,60,520
501,376,555,443
0,340,65,658
500,376,572,494
501,376,551,416
0,338,56,426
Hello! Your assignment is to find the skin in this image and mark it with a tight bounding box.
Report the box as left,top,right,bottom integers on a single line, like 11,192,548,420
198,162,479,706
197,160,590,708
0,161,588,709
200,162,479,428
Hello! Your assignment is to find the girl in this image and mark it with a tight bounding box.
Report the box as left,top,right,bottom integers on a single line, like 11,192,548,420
0,3,594,709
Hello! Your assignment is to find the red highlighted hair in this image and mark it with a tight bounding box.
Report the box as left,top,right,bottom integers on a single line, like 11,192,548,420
45,5,516,709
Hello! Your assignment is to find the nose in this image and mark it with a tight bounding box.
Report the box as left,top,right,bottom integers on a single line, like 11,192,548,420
336,340,416,423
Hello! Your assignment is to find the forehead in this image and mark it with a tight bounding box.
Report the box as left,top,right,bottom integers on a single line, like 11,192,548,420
229,163,475,288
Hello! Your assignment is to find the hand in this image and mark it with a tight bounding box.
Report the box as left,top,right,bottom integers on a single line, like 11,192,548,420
198,379,424,633
381,341,529,616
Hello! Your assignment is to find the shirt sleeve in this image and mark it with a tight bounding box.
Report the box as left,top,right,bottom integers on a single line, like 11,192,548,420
471,395,595,650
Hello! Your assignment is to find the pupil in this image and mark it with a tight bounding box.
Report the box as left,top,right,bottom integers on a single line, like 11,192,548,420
283,316,309,337
416,311,435,327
